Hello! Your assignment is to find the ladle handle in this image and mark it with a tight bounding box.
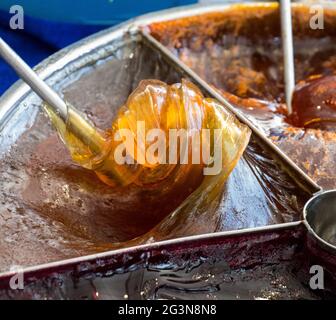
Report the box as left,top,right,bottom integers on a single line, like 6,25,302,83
0,37,68,120
0,37,105,155
280,0,295,115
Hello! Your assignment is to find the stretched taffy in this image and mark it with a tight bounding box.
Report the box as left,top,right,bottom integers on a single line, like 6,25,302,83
44,79,251,188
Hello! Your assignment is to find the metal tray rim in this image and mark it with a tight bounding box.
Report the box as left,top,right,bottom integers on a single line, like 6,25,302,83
141,30,321,193
0,220,302,279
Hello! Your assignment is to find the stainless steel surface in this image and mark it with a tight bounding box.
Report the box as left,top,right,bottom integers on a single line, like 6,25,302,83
280,0,295,114
0,37,68,121
304,190,336,252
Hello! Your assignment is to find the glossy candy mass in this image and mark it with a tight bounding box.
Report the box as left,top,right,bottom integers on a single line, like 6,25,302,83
46,79,251,189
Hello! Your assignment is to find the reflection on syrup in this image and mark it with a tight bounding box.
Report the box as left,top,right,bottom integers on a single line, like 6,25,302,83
291,75,336,130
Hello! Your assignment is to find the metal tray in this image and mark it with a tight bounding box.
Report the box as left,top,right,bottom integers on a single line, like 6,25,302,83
0,2,334,299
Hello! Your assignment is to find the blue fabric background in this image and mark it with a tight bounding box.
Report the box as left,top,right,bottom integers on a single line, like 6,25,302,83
0,1,196,95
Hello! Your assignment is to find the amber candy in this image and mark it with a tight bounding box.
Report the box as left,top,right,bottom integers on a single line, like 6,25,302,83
45,79,251,190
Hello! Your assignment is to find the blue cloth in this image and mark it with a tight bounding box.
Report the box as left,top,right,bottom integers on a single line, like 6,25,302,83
0,0,197,25
0,0,196,94
0,10,107,94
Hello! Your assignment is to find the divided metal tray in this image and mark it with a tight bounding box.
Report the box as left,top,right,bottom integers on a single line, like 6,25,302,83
0,2,334,299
